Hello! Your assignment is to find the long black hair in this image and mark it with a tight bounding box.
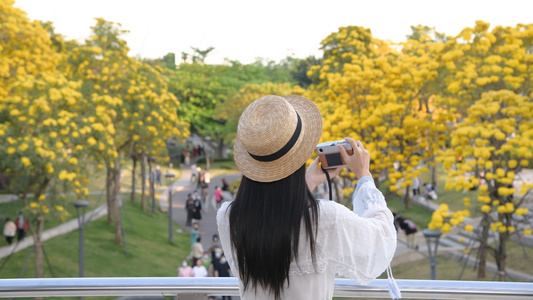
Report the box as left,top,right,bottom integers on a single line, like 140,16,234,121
228,164,319,299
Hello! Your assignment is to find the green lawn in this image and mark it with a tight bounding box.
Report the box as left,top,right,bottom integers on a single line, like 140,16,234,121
456,240,533,276
0,200,190,299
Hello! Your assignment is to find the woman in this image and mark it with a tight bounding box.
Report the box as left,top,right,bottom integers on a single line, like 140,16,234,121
214,186,223,209
185,194,195,227
192,256,208,277
193,196,202,223
177,259,194,277
217,95,399,299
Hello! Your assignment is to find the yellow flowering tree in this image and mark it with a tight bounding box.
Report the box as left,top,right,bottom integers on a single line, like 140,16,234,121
438,90,533,280
0,0,91,277
66,18,187,244
428,203,471,235
437,21,533,118
307,26,441,208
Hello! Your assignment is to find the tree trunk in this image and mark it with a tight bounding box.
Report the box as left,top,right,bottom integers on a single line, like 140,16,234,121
141,153,147,212
111,166,123,245
147,158,154,213
496,214,510,281
431,161,438,189
106,168,114,225
215,137,225,159
27,214,45,278
404,185,411,210
131,156,137,203
496,232,508,281
477,217,490,280
34,215,44,278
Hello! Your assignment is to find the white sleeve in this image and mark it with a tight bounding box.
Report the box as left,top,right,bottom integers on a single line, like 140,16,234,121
216,202,238,275
326,177,397,284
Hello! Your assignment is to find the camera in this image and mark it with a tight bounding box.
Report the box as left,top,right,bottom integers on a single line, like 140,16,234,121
316,140,354,169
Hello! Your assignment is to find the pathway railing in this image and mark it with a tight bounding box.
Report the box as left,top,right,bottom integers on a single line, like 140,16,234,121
1,277,533,299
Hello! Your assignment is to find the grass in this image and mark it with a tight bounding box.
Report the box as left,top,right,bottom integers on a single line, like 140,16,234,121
0,199,191,300
456,240,533,276
0,159,183,248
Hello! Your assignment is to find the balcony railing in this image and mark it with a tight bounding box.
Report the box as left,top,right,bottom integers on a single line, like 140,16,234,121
1,277,533,299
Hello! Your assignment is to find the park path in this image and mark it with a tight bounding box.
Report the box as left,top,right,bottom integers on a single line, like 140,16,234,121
166,166,241,256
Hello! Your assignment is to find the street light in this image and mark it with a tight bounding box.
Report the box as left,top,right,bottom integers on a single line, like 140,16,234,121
168,187,173,243
74,200,89,278
422,228,442,280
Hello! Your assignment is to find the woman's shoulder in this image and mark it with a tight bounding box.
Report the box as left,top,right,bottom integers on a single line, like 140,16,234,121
216,201,232,223
317,199,350,214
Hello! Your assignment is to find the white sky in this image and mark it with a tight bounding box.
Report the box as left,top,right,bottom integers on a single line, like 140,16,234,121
13,0,533,65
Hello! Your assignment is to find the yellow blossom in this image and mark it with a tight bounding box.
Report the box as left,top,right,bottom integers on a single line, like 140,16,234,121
21,157,31,167
38,195,46,201
465,224,474,232
481,205,491,213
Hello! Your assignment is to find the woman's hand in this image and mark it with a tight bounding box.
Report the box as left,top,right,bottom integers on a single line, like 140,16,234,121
305,157,342,192
338,138,372,179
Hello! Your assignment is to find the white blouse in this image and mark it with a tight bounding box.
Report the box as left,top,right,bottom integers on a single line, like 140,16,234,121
216,176,398,300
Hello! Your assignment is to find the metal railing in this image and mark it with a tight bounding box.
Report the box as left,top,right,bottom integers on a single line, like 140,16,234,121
1,277,533,299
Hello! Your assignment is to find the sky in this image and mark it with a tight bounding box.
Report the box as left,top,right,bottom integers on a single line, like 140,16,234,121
13,0,533,65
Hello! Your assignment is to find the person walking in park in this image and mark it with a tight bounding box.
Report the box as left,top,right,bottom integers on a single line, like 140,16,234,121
412,177,420,196
3,218,16,245
155,165,162,186
193,195,203,224
216,95,399,300
190,163,198,183
197,167,204,189
185,194,195,227
14,212,28,241
192,257,208,277
177,259,194,277
214,186,223,209
190,223,204,246
397,215,418,249
214,253,232,300
221,178,233,202
201,185,210,212
190,237,205,272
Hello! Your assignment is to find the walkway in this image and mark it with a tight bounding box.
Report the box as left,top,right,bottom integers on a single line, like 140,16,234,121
166,166,241,255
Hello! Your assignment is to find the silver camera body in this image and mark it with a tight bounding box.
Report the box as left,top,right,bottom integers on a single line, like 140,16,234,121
316,140,353,169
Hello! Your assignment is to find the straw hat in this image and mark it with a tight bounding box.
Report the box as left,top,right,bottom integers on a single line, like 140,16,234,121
234,95,323,182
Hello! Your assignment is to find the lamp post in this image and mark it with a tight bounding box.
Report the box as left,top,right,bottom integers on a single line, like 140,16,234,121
168,187,173,243
422,229,442,280
74,200,89,279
